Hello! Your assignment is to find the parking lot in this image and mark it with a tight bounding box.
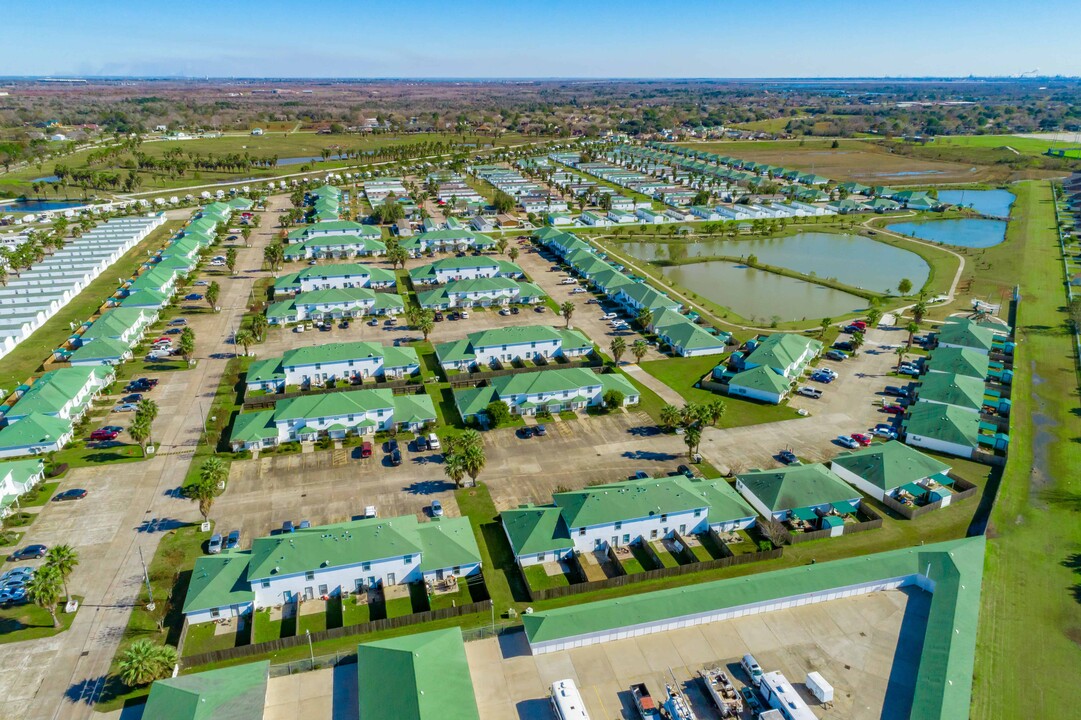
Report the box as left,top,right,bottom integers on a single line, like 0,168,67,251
218,409,693,540
467,587,928,720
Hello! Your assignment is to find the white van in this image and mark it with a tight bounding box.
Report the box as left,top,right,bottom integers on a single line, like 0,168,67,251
741,654,764,686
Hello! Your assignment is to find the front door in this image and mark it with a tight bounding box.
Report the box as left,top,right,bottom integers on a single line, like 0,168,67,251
303,586,314,601
386,572,396,586
436,568,444,581
611,536,618,547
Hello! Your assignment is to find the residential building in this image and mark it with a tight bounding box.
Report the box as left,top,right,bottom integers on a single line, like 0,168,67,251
434,326,593,371
934,317,1009,355
925,347,991,380
0,413,74,459
735,464,862,526
648,307,728,357
182,515,481,623
265,287,404,325
454,368,638,420
229,388,436,450
357,628,480,720
141,661,269,720
915,373,987,413
726,365,793,404
612,282,681,315
502,475,758,566
902,402,982,459
272,263,396,298
282,233,387,260
0,458,45,517
417,277,546,310
409,257,523,285
831,440,953,504
5,366,113,423
244,342,420,394
739,333,822,378
285,221,379,244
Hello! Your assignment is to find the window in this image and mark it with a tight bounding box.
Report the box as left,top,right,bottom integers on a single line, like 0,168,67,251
614,521,622,531
211,608,221,619
578,528,586,537
694,509,702,517
305,571,315,581
261,580,270,589
362,562,371,571
622,534,630,544
660,514,668,523
318,584,328,596
453,566,461,574
404,555,413,564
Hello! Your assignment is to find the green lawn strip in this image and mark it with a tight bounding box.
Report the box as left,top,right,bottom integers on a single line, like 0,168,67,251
0,595,82,645
297,609,328,635
428,583,474,611
972,180,1081,718
522,564,571,591
384,596,414,619
252,612,281,644
182,354,250,488
181,621,242,656
454,484,528,611
629,542,659,571
14,481,60,508
0,219,184,390
342,597,371,626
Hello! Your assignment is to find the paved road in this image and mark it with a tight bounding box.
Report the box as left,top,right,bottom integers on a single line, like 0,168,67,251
0,197,282,720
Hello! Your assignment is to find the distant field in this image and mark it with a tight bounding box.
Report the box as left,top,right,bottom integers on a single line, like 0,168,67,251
676,138,994,184
0,131,536,195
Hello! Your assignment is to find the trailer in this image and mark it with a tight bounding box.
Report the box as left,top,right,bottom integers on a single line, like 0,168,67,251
630,683,662,720
805,671,834,704
698,666,743,717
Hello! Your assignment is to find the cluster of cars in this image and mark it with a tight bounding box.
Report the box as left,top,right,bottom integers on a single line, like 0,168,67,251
497,307,522,316
0,567,35,607
810,367,838,384
897,358,922,377
835,432,874,449
516,424,548,439
207,529,241,554
377,434,441,467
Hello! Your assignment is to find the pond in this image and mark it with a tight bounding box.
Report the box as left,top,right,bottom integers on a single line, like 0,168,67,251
937,189,1014,218
622,232,930,295
887,219,1007,248
660,261,867,322
1,199,86,212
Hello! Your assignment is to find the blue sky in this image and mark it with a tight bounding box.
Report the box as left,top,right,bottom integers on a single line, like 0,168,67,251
5,0,1080,78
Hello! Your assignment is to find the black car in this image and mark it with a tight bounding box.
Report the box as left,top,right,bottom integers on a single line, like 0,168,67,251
884,385,908,397
778,450,799,465
53,488,88,502
534,424,547,436
676,464,695,479
833,341,854,352
9,545,47,561
339,320,350,329
447,312,459,321
122,394,143,403
389,448,402,466
510,307,520,315
434,312,444,322
516,426,534,439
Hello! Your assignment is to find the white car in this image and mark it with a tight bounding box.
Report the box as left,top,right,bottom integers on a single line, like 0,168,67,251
427,433,441,451
208,260,225,267
796,386,823,399
602,312,619,320
571,287,587,294
560,278,577,285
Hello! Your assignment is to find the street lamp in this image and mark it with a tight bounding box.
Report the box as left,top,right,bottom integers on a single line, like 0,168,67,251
306,629,314,667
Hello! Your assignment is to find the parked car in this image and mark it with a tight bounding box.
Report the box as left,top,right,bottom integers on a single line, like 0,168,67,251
842,324,862,334
168,318,187,326
53,488,87,501
386,439,399,453
499,308,511,316
9,545,47,561
298,520,311,530
632,470,650,480
113,403,138,413
282,521,295,533
431,500,444,517
534,305,546,313
90,428,119,441
224,530,240,550
898,365,921,377
534,424,547,436
676,464,695,479
571,287,587,294
427,433,441,451
882,404,906,415
460,310,469,319
389,448,402,466
884,385,908,397
516,426,534,439
851,433,874,446
207,533,223,554
363,505,377,518
796,386,823,399
447,312,459,321
510,306,520,314
122,394,143,404
0,586,28,606
602,312,619,320
434,311,444,321
833,341,854,352
339,320,350,329
184,293,203,301
360,441,373,458
824,350,848,361
836,435,861,449
810,371,834,384
778,449,799,465
873,425,899,440
0,568,34,584
165,328,182,335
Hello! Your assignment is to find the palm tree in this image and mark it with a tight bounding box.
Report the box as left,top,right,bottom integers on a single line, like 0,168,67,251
461,443,486,486
819,317,832,337
659,403,681,431
906,322,920,349
912,293,929,324
234,329,253,356
26,564,63,628
417,310,435,341
190,458,225,522
496,236,508,255
636,307,653,331
44,545,79,603
508,247,519,263
865,307,883,328
631,338,648,363
704,399,727,427
850,331,865,356
118,640,177,688
250,313,268,342
560,301,575,328
205,281,220,311
128,416,152,456
443,452,467,488
609,336,626,364
225,247,238,276
683,423,702,461
896,345,907,371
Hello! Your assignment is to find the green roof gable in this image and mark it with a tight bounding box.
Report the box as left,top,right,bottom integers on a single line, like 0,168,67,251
736,463,858,512
142,661,268,720
916,372,987,411
182,554,255,614
553,476,708,529
904,402,981,449
831,441,951,492
501,505,574,557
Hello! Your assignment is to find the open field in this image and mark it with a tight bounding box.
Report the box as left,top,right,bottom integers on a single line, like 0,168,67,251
1,131,537,196
971,180,1081,718
677,138,1004,184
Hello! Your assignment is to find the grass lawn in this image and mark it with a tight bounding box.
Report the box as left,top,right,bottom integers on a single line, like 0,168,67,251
454,483,530,611
342,596,371,627
428,583,473,611
0,595,81,645
182,621,244,656
650,542,682,568
297,608,328,635
971,180,1081,719
0,220,183,391
384,596,414,619
627,543,658,572
16,481,60,507
50,442,155,469
252,612,281,645
522,564,572,591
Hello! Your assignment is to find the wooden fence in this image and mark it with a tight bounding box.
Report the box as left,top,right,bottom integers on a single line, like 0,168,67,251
879,476,979,520
522,546,782,602
179,598,493,669
784,504,884,544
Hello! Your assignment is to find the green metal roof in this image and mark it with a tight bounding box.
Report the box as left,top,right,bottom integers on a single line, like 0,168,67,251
245,358,284,385
916,372,987,412
274,388,394,422
553,476,709,529
67,337,130,362
356,628,480,720
415,517,483,572
282,341,418,371
745,333,822,375
729,365,791,394
736,463,859,512
0,413,72,450
831,440,951,492
12,367,109,417
392,394,437,425
283,234,386,257
523,536,986,720
490,367,602,398
598,372,638,399
904,402,981,449
501,505,574,556
182,554,255,614
453,386,498,419
935,318,997,352
926,347,990,379
142,661,268,720
688,478,758,523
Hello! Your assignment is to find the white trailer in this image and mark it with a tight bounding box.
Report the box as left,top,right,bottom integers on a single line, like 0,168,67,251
805,671,833,703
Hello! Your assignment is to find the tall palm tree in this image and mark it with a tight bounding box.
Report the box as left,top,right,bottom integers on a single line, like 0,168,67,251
609,336,626,364
636,307,653,331
234,329,253,356
906,322,920,349
631,339,648,363
560,301,575,328
44,545,79,603
443,452,467,488
659,404,681,431
26,565,63,628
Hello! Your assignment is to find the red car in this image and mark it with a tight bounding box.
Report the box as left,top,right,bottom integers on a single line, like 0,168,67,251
90,428,119,441
883,405,905,415
850,433,873,446
851,321,868,330
360,441,373,458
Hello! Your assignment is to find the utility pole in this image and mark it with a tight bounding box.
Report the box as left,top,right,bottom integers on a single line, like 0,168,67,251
138,545,155,611
306,629,315,667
